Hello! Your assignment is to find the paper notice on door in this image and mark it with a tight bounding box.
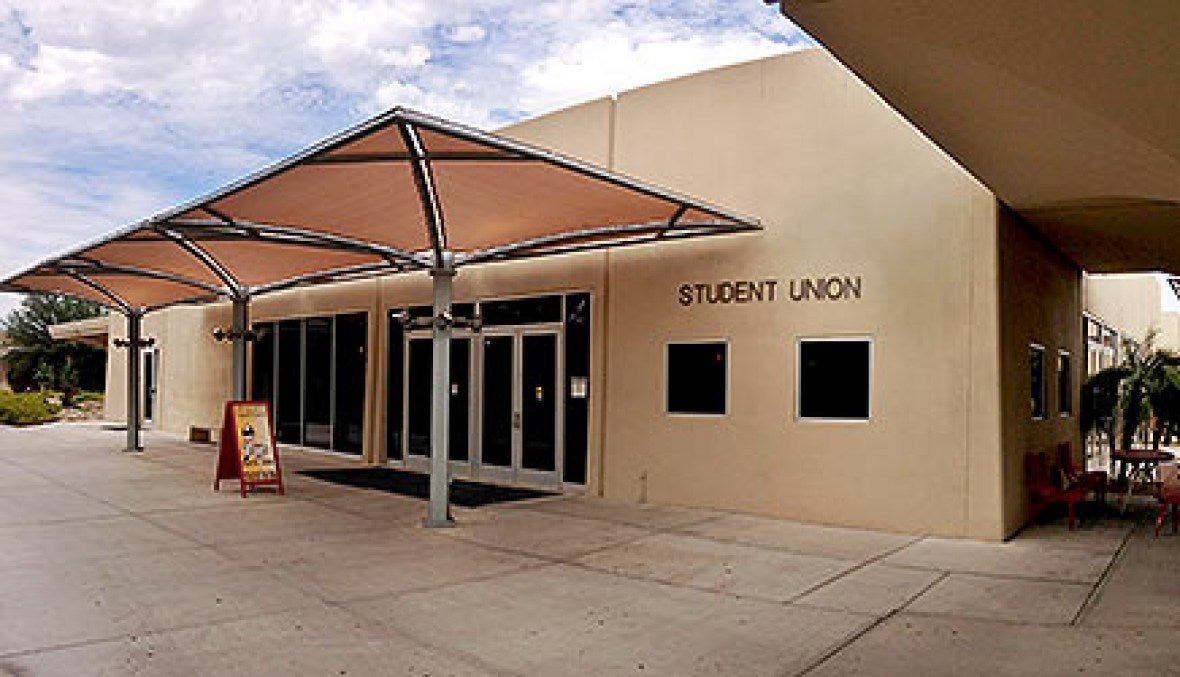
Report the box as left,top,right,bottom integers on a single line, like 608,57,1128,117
570,376,589,399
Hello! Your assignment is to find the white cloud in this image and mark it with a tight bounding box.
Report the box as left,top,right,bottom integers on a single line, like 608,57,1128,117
449,25,486,44
520,27,796,115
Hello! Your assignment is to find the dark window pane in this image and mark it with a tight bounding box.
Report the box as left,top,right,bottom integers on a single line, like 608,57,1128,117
333,313,367,454
480,295,562,326
304,317,332,448
667,342,727,415
564,293,591,483
1031,346,1046,419
406,338,433,456
481,335,514,467
276,320,303,444
404,337,470,460
251,323,274,403
386,312,404,460
449,339,470,461
798,340,870,419
142,352,155,421
522,334,557,472
1058,352,1072,416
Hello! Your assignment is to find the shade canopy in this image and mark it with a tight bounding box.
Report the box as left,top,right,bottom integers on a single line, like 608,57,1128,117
779,0,1180,273
3,107,759,314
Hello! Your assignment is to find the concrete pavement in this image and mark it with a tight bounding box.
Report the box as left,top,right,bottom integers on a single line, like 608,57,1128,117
0,422,1177,675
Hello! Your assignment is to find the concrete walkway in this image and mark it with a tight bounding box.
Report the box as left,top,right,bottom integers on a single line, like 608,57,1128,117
0,423,1177,675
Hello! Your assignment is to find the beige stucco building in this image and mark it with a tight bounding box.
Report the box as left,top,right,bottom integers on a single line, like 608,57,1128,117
1082,274,1180,372
96,50,1107,540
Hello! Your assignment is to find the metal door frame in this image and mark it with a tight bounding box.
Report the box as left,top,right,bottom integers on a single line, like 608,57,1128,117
475,324,564,487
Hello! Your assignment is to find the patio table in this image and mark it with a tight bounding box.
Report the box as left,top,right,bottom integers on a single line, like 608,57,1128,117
1113,449,1175,512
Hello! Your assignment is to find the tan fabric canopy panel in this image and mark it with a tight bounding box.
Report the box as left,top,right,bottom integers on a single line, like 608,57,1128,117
2,107,758,314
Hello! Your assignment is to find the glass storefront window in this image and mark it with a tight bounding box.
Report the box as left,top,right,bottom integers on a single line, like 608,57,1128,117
252,313,368,454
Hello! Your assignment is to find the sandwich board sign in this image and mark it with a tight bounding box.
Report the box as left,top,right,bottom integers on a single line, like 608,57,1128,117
214,400,285,497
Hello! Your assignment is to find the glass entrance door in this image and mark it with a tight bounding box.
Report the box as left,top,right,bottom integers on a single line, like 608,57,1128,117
403,334,472,472
478,329,562,486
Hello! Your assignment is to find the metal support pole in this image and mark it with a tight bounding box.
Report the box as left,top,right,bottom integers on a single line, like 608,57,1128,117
231,297,249,400
424,253,455,527
126,312,142,452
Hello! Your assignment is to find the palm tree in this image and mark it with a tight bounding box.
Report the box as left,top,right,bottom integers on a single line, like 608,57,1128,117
1099,332,1180,452
1082,365,1127,456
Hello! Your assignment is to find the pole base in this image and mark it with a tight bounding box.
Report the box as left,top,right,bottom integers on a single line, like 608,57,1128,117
422,516,456,529
124,447,144,453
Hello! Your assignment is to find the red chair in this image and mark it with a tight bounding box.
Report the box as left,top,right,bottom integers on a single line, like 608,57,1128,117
1026,451,1087,530
1155,463,1180,538
1057,441,1107,507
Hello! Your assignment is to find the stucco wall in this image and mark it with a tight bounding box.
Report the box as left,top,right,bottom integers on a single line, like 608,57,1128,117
595,51,1004,537
1084,274,1163,345
105,304,233,432
997,206,1083,536
1084,274,1180,351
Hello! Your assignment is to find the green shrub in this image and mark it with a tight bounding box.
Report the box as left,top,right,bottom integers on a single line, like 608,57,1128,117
74,390,104,403
0,392,62,425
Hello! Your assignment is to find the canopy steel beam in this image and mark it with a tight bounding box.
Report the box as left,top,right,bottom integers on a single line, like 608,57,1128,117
159,228,244,298
459,224,756,267
142,293,220,315
307,152,533,165
457,218,742,265
160,218,428,268
51,258,229,297
62,270,133,315
397,122,447,267
250,261,399,296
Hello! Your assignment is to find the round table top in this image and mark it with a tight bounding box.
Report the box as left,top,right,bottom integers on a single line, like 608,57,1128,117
1113,449,1176,463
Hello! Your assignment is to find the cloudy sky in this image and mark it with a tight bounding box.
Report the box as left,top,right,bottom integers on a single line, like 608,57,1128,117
0,1,807,314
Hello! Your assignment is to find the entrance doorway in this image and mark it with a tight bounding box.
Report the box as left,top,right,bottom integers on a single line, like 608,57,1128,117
480,329,561,486
401,328,563,487
387,292,591,489
142,348,158,428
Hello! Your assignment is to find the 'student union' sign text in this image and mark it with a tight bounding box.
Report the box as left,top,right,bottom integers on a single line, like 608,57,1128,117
678,276,862,307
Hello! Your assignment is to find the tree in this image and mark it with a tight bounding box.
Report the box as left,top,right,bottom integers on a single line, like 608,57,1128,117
1082,330,1180,452
1082,365,1127,456
1,295,107,393
1115,332,1180,450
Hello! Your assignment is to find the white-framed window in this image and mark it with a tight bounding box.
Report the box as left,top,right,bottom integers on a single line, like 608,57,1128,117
796,337,872,421
1058,350,1073,417
1030,344,1046,420
665,340,728,416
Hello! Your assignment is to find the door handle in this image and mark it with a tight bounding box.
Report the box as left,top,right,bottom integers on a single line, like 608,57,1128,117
512,412,521,430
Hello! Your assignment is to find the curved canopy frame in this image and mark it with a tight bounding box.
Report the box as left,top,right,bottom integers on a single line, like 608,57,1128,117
2,107,758,314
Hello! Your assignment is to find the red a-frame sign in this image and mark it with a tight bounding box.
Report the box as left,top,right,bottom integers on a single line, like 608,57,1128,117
214,400,285,497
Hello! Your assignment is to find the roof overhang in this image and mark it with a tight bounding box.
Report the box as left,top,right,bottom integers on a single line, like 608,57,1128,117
779,0,1180,273
3,107,759,314
48,316,111,348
